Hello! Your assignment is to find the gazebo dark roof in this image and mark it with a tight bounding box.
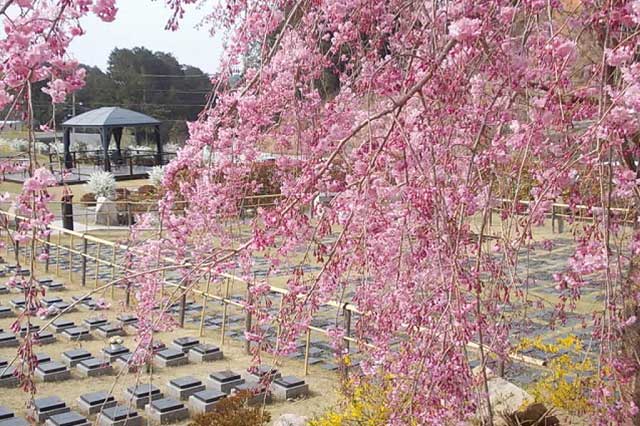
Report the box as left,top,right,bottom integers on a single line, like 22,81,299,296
62,107,160,128
61,107,163,173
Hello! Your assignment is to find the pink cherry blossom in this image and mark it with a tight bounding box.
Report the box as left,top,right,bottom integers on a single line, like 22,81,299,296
449,18,482,42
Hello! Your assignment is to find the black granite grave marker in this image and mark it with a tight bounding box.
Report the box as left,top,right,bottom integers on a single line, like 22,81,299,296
210,370,240,383
48,412,87,426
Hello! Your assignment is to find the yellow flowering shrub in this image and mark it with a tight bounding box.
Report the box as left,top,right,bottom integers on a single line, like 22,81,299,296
517,335,596,414
310,359,391,426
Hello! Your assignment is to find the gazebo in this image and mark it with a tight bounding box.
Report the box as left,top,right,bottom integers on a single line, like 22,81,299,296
62,107,163,172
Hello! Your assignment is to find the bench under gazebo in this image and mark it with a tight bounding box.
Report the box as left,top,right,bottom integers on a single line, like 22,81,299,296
62,107,164,172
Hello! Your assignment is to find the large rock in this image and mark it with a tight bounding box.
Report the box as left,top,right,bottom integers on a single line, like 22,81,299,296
273,414,308,426
95,196,118,226
487,376,533,413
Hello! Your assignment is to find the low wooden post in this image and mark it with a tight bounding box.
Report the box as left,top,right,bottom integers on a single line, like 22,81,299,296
557,209,564,233
94,243,101,288
179,290,187,328
275,293,284,343
110,246,116,299
125,281,131,308
55,232,61,276
14,240,19,267
245,281,252,355
81,238,88,287
344,306,352,354
303,328,311,376
44,232,51,272
68,234,74,283
220,278,230,345
199,274,212,337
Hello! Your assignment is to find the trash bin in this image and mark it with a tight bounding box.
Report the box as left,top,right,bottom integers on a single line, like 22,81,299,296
61,192,74,231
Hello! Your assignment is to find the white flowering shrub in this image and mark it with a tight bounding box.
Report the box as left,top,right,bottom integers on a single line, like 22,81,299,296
148,165,165,187
86,171,116,199
127,145,153,153
164,143,180,153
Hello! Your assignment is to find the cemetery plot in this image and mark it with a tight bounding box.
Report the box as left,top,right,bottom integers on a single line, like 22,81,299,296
188,390,226,414
30,397,70,423
144,398,189,425
206,370,245,394
166,376,206,400
76,391,117,416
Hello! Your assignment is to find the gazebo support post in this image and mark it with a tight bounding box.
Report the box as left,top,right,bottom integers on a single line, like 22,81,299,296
100,127,111,172
154,125,163,165
112,127,124,165
62,127,73,169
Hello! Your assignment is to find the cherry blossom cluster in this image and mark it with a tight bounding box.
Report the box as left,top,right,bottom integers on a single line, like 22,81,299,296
147,0,640,423
3,0,640,424
0,0,117,112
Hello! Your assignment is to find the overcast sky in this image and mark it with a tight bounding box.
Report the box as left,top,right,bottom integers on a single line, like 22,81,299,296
69,0,224,73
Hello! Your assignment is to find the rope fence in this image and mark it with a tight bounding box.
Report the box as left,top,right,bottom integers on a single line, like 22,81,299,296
0,207,548,377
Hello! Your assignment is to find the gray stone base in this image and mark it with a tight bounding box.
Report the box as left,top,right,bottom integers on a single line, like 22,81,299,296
271,383,309,401
0,376,19,387
97,413,143,426
76,399,117,416
29,408,70,424
166,383,206,401
77,363,113,377
237,390,271,406
188,351,223,363
45,418,90,426
145,405,189,425
0,339,18,348
35,369,71,382
61,333,91,342
153,355,188,368
206,377,245,394
113,358,132,373
187,394,226,415
94,329,125,339
122,390,163,409
35,335,56,345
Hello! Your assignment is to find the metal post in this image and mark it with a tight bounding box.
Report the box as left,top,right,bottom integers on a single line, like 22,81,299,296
81,238,88,287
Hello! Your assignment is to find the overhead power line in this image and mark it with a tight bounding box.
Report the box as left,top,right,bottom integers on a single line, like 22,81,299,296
139,73,213,78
